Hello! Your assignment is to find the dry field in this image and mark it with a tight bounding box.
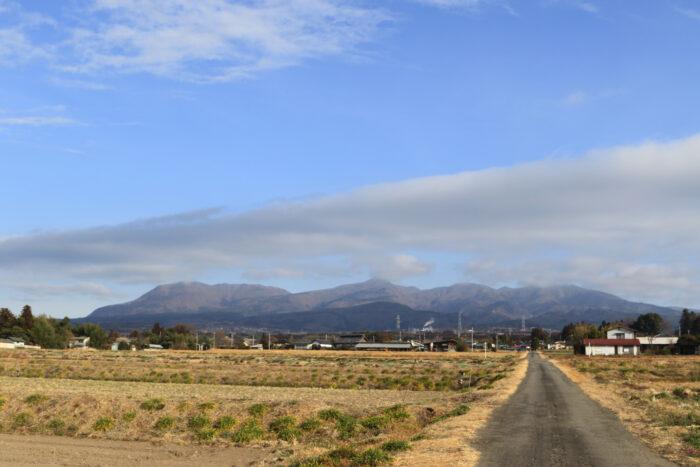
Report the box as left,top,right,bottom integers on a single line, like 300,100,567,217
546,352,700,466
0,349,527,466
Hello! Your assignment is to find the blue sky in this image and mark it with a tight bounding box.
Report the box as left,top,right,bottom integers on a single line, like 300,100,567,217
2,0,700,318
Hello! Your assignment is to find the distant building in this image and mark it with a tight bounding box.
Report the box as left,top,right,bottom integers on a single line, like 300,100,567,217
0,337,26,349
294,339,333,350
355,341,423,352
424,339,457,352
332,334,367,350
69,336,90,349
583,338,640,356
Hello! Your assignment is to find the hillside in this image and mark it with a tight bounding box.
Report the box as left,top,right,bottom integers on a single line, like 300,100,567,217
81,279,680,331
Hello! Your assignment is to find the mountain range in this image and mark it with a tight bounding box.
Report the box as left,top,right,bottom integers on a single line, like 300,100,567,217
80,279,680,332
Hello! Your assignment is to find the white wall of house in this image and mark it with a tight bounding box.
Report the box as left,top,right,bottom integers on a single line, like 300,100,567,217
585,344,639,356
606,328,635,339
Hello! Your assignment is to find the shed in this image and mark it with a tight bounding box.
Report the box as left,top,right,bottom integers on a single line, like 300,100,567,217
583,338,640,356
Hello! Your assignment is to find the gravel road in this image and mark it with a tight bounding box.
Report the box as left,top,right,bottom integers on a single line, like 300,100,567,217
475,352,676,466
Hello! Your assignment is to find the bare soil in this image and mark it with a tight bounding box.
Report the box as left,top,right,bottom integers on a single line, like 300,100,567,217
0,433,277,466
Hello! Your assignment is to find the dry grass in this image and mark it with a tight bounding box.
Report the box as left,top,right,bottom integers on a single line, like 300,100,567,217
0,349,506,391
0,348,526,465
546,352,700,466
393,352,529,466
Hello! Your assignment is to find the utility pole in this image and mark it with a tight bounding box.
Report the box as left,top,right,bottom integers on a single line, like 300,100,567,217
458,312,462,339
469,328,474,353
484,340,487,359
196,330,199,351
268,331,271,350
396,314,401,342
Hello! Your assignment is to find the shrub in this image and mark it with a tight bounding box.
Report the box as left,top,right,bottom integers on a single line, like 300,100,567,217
351,448,391,466
198,401,217,412
431,404,470,424
270,415,296,432
229,419,266,443
93,416,115,432
0,397,6,410
686,429,700,449
24,393,49,405
478,384,494,390
177,401,192,413
214,415,237,431
381,440,412,452
299,417,323,432
188,415,212,431
360,415,390,431
382,404,410,421
335,416,358,440
248,402,270,418
319,408,343,421
14,412,31,427
122,411,137,423
48,418,66,435
270,416,301,442
155,416,176,431
328,447,358,460
196,428,217,441
140,398,165,411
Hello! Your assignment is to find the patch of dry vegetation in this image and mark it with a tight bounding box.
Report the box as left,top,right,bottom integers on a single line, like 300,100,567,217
0,349,526,465
546,352,700,466
0,349,510,391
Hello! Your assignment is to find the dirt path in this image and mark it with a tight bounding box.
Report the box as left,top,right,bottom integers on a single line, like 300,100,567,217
474,352,675,467
0,433,277,466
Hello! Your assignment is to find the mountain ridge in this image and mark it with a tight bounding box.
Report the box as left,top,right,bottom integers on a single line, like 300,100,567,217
82,279,680,331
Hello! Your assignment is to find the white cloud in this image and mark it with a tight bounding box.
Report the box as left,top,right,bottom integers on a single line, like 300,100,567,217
370,254,433,281
2,133,700,305
561,90,587,106
50,78,113,90
7,282,122,299
58,0,392,82
0,116,81,126
676,7,700,21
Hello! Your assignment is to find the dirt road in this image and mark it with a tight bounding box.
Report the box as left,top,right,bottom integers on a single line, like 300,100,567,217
474,352,675,466
0,434,277,466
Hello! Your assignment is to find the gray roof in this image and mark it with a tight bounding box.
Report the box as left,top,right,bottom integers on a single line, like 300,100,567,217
355,342,414,350
334,335,366,344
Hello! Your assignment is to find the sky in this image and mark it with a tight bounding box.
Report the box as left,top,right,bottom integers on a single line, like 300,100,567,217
2,0,700,318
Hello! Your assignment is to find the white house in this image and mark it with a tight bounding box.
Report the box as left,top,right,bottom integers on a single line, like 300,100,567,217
69,336,90,348
606,327,635,339
584,337,640,356
294,339,333,350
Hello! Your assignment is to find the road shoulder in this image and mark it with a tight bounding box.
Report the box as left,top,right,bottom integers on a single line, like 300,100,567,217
393,352,530,466
545,353,690,466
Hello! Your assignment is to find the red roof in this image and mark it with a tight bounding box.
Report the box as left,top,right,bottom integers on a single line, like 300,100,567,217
583,338,640,346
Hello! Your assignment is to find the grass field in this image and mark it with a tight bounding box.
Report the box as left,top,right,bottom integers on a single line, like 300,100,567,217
0,349,525,466
546,352,700,466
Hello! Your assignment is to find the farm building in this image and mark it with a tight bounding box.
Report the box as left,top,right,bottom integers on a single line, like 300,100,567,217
294,339,333,350
583,338,640,356
69,336,90,349
0,337,26,349
332,334,367,350
424,339,457,352
354,341,424,352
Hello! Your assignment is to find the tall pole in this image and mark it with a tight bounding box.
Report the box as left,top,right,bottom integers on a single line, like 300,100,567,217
196,330,199,351
470,328,474,353
458,312,462,339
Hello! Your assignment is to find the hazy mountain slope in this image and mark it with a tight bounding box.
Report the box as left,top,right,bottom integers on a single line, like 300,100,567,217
83,279,680,331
